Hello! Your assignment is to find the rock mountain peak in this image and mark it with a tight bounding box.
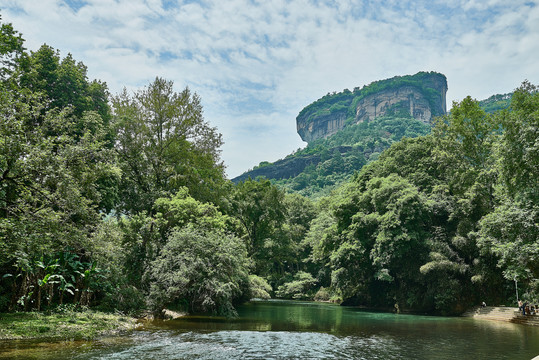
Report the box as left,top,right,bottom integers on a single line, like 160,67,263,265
296,72,447,143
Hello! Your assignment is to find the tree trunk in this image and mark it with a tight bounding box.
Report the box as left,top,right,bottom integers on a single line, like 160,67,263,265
37,285,41,311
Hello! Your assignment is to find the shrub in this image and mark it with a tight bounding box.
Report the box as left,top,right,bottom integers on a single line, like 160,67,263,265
148,225,250,316
275,271,317,300
314,287,330,302
248,275,272,299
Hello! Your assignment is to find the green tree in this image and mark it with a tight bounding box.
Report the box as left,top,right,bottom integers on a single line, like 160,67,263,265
275,271,317,300
0,15,26,84
0,91,117,310
228,178,286,275
478,81,539,301
148,225,250,316
117,187,240,295
0,23,118,309
328,174,431,308
154,187,238,235
269,193,317,287
113,77,225,213
302,200,337,288
478,204,539,297
497,81,539,203
20,45,110,123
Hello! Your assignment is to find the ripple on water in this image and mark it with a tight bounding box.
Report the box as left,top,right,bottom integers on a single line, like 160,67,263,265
72,330,418,360
87,331,345,359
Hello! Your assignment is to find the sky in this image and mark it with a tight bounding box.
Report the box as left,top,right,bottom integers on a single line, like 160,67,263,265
1,0,538,178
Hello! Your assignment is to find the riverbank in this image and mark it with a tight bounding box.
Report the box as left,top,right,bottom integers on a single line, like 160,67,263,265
0,310,140,341
462,306,539,326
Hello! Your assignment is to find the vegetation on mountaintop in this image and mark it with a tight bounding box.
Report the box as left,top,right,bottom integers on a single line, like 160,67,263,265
478,92,512,113
297,71,447,126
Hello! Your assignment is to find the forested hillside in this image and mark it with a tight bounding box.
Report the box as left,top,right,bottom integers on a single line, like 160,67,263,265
234,73,441,197
1,16,537,317
272,115,430,198
479,92,512,113
235,89,515,199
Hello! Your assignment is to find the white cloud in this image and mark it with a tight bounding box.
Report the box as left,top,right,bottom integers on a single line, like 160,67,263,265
1,0,538,177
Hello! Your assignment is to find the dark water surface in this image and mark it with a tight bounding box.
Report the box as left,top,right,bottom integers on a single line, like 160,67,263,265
2,300,539,359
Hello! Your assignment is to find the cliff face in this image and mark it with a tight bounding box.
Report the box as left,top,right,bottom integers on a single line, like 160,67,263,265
354,86,433,123
297,112,347,143
296,72,447,143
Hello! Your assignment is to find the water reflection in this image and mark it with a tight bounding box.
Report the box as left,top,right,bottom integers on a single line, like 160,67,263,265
1,300,538,359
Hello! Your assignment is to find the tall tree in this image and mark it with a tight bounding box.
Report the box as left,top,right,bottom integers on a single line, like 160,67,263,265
228,178,286,275
0,15,26,85
478,81,539,299
497,81,539,203
113,77,225,214
0,18,118,311
19,45,110,123
0,91,118,310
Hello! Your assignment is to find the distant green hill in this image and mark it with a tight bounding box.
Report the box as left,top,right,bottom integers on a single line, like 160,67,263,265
478,92,512,113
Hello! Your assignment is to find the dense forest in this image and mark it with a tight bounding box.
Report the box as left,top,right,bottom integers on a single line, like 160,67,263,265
1,16,538,317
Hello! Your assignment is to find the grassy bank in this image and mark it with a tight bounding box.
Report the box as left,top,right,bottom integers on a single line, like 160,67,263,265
0,310,139,341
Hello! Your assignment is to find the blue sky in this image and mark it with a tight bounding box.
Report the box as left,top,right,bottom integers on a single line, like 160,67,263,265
1,0,538,177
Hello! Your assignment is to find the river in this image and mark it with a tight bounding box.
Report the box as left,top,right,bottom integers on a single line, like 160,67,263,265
1,300,539,359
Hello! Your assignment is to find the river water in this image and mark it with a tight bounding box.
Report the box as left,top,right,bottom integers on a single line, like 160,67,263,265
1,300,539,359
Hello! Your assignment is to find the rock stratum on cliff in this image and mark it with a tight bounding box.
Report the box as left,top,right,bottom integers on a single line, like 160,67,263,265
296,72,447,143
